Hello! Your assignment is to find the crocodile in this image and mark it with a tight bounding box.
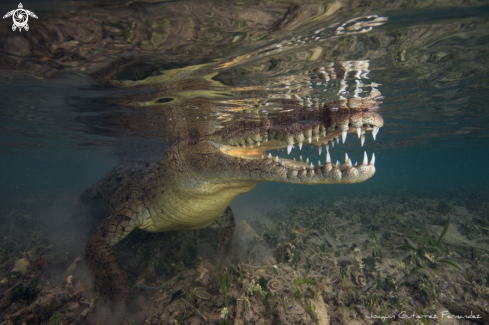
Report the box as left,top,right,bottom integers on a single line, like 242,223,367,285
83,58,384,300
0,1,386,299
0,2,385,300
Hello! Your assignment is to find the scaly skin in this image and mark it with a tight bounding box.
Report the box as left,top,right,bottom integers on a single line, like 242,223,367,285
84,104,383,300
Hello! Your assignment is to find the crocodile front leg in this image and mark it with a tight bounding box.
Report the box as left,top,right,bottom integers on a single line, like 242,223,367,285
216,206,235,253
85,201,144,300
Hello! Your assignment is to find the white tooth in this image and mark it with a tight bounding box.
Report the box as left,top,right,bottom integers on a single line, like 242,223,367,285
306,158,310,163
372,126,379,141
362,151,368,165
257,142,261,146
322,130,326,137
265,138,268,142
287,145,293,155
293,164,296,169
299,142,303,150
281,161,285,166
318,160,322,167
268,153,272,158
326,152,331,163
370,153,376,165
299,155,303,161
361,134,365,147
348,159,352,167
261,154,264,159
332,141,335,148
357,128,361,138
326,143,329,151
345,153,349,164
310,162,314,168
318,146,322,155
336,137,339,144
308,136,312,144
354,161,357,166
275,156,279,162
293,158,296,161
316,136,319,142
342,131,347,144
335,160,340,167
250,144,253,149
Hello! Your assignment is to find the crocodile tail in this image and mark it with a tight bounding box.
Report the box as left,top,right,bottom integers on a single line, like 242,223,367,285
85,206,137,301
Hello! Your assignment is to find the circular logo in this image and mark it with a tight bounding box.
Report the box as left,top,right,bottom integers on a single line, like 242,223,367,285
13,9,28,28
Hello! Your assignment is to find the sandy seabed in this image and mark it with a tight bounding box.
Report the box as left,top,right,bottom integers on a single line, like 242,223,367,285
1,189,488,325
